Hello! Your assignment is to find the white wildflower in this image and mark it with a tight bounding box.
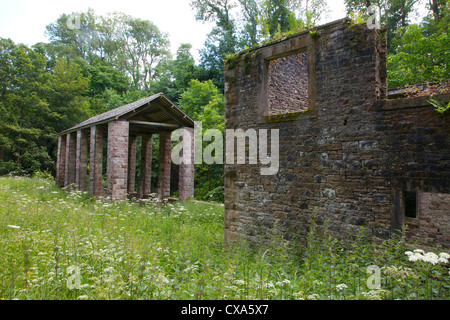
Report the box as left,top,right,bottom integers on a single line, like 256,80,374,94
293,291,304,300
422,252,439,265
407,249,448,265
439,252,450,260
336,284,348,292
77,295,89,300
7,225,20,229
408,253,422,262
103,266,115,273
438,257,448,264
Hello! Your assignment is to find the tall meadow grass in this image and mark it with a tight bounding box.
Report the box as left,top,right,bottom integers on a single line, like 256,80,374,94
0,176,448,300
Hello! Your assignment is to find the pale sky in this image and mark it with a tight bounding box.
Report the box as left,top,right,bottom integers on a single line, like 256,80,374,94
0,0,349,61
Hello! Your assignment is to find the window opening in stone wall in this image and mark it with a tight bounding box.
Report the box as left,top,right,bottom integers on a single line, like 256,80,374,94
267,51,309,116
404,191,417,219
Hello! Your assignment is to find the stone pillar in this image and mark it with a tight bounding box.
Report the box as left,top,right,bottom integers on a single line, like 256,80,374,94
89,125,104,197
138,134,153,198
106,121,129,200
178,127,195,201
128,135,138,194
75,129,88,191
157,131,171,198
56,135,66,188
64,132,76,187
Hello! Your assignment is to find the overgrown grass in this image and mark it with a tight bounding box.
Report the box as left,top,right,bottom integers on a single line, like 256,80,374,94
0,176,449,300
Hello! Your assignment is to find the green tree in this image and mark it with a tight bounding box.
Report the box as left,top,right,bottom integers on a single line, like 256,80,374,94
238,0,261,47
191,0,238,91
75,56,129,98
0,39,55,174
151,43,198,103
259,0,297,38
121,16,171,90
45,58,91,133
422,0,450,34
257,0,328,41
45,9,98,60
46,10,171,91
178,79,225,199
179,79,224,118
344,0,419,52
386,1,449,87
387,24,449,88
427,0,448,19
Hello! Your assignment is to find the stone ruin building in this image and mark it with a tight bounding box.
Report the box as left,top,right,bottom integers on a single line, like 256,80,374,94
55,93,195,201
224,18,450,248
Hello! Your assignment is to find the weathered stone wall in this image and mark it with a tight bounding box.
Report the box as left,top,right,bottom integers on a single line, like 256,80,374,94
56,135,66,188
89,125,105,197
268,52,309,115
414,192,450,246
64,132,76,187
157,131,172,198
178,127,195,201
378,95,450,246
75,129,88,191
107,121,129,200
224,19,450,248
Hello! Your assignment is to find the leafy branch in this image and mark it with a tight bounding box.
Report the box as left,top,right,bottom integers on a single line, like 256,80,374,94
428,96,450,115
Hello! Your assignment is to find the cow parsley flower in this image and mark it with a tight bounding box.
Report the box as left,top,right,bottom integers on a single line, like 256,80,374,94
406,250,449,265
422,252,439,265
439,253,450,261
438,257,448,264
336,284,348,292
407,253,422,262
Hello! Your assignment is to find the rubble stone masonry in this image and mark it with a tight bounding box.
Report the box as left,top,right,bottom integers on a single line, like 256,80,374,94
107,121,129,200
224,19,450,248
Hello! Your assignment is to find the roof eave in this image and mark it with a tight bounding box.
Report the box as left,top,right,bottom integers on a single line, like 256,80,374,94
58,93,194,135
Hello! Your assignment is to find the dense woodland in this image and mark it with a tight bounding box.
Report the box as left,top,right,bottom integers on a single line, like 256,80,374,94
0,0,449,200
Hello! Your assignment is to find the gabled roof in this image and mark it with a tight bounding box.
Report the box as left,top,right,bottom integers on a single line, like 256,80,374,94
60,92,194,135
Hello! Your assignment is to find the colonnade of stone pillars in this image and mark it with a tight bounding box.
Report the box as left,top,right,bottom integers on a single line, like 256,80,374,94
55,121,194,201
